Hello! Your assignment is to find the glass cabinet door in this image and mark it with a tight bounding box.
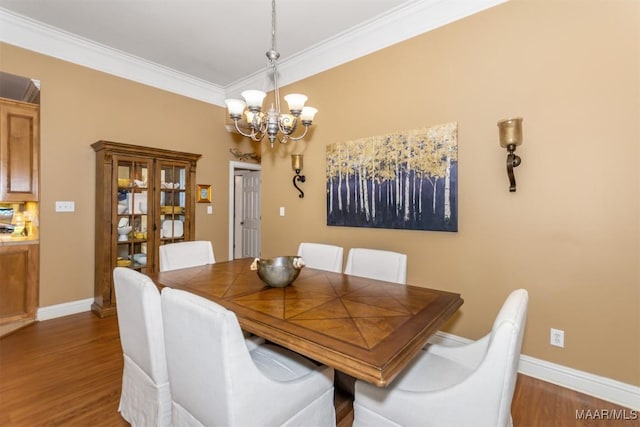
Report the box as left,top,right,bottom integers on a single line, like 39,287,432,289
158,161,188,245
114,157,151,273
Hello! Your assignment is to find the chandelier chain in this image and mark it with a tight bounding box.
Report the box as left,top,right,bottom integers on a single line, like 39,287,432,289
270,0,280,113
271,0,277,54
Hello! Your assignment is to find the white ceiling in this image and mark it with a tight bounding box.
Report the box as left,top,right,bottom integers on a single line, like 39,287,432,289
0,0,506,105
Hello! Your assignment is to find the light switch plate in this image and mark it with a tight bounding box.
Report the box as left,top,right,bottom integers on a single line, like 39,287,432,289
55,201,75,212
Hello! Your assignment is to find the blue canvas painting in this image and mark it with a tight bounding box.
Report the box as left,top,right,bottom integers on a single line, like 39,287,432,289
326,122,458,232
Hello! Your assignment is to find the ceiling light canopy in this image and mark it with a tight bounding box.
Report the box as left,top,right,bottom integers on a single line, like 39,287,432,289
224,0,318,147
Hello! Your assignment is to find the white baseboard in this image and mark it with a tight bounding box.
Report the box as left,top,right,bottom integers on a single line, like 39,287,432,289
429,331,640,410
37,298,94,321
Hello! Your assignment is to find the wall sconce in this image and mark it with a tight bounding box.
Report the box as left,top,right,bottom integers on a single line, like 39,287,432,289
497,117,523,192
291,154,306,198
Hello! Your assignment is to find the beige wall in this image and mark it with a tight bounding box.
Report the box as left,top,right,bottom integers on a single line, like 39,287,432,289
260,0,639,386
1,0,638,386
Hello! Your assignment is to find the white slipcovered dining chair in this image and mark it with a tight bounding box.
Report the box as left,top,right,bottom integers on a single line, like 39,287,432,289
344,247,407,284
158,240,215,272
161,287,336,427
113,267,171,427
297,242,344,273
353,289,529,427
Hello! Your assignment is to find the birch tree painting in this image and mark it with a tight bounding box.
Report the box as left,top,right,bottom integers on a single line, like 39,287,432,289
326,122,457,232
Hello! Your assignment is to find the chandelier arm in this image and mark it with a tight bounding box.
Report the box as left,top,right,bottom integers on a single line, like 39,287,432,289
251,112,268,136
232,120,259,139
251,130,267,143
271,131,286,145
232,119,266,143
284,125,310,142
277,117,298,135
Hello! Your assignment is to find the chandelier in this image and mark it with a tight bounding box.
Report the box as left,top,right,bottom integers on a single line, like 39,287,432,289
224,0,318,147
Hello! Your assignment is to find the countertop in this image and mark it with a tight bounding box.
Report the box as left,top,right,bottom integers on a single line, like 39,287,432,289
0,235,39,246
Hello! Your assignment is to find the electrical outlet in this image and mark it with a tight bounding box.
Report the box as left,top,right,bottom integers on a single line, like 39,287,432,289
550,328,564,348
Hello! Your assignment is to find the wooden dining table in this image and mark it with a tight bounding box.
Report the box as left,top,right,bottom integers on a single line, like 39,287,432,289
146,258,463,387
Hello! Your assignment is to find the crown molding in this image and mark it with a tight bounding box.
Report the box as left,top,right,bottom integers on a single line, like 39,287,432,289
0,8,226,105
1,0,506,107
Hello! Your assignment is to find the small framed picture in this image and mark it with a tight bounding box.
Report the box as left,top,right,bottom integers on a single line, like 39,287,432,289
197,184,211,203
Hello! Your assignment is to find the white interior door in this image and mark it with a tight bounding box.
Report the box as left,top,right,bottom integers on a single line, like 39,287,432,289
241,170,261,258
229,162,261,260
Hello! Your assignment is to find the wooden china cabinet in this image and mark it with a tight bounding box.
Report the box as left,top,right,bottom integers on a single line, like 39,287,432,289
91,141,201,317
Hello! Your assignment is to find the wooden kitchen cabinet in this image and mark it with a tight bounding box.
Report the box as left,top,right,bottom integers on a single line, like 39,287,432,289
91,141,201,317
0,242,39,324
0,99,40,202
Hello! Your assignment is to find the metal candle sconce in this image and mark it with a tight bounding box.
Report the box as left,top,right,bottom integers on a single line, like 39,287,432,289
497,117,523,192
291,154,306,198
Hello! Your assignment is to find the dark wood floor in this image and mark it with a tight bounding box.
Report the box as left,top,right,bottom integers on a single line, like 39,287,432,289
0,312,634,426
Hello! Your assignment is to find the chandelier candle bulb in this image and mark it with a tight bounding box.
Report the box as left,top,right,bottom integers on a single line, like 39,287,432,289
225,99,246,117
300,107,318,122
284,94,308,113
242,90,267,110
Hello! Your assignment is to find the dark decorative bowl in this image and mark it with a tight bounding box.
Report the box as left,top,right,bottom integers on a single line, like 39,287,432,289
255,256,304,288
